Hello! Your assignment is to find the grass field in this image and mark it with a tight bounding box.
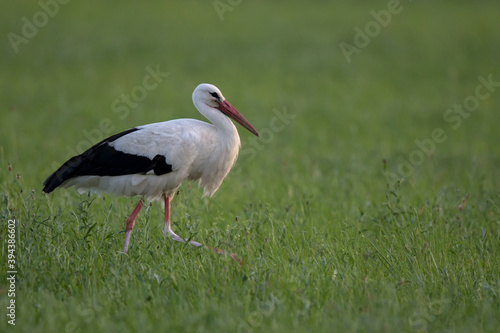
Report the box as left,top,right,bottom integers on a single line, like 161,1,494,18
1,1,500,332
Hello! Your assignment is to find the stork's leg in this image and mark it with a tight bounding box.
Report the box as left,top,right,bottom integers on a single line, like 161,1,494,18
123,199,144,253
163,195,203,247
162,195,243,265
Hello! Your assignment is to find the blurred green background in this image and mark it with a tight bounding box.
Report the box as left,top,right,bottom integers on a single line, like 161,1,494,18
2,1,500,196
1,1,499,332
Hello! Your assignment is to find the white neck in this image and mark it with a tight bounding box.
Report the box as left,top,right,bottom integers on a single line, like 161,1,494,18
193,100,242,197
196,102,239,140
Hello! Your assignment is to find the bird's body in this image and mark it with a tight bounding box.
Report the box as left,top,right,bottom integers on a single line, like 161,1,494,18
43,83,259,256
49,118,240,200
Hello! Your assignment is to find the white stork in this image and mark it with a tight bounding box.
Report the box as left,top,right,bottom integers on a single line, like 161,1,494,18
43,83,259,257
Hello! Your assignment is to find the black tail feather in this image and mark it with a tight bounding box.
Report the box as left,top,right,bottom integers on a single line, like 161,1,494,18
42,127,173,194
42,127,141,193
42,155,86,193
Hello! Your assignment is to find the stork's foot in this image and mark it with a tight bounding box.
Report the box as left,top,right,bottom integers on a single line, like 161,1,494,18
123,230,132,254
163,224,203,247
162,224,242,264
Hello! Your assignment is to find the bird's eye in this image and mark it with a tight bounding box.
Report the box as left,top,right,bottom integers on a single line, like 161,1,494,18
209,92,220,100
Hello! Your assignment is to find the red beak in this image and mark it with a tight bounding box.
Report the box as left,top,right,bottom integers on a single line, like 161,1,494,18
217,100,259,137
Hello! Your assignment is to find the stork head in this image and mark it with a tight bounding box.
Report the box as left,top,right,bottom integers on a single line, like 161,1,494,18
193,83,259,137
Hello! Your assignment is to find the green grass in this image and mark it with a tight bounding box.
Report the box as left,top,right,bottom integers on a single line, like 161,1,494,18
1,0,500,332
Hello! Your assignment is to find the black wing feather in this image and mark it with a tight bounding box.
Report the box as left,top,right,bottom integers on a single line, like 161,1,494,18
42,127,172,193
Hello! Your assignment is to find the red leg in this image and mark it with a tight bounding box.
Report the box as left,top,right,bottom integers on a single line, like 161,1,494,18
123,199,143,253
161,195,243,265
163,195,202,246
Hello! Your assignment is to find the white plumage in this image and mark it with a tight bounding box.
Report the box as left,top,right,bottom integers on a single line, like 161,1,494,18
62,118,238,200
43,83,259,255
